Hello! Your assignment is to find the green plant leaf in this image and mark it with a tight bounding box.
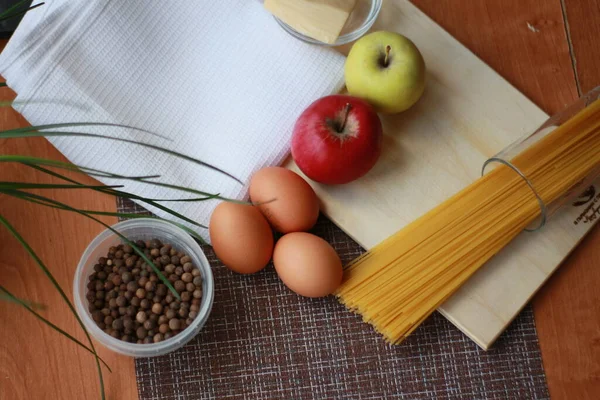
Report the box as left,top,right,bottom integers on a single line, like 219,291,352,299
0,127,242,184
0,285,111,371
0,182,124,190
0,1,43,22
22,163,213,231
1,121,169,140
0,214,106,400
0,0,30,17
0,291,46,310
2,154,162,180
2,190,181,300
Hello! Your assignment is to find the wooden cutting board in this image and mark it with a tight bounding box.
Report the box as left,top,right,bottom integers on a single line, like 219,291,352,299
285,0,600,349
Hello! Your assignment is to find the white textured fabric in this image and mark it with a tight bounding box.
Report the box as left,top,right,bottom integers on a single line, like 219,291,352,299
0,0,345,241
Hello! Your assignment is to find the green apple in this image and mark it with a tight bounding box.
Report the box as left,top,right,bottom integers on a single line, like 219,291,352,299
345,31,426,114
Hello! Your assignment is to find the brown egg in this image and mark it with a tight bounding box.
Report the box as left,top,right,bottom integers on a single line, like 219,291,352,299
273,232,343,297
209,202,273,274
249,167,319,233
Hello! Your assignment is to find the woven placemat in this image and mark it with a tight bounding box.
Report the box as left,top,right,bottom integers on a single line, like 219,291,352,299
118,199,549,399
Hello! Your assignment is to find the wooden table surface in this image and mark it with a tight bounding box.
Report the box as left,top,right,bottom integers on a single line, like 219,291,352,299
1,1,599,399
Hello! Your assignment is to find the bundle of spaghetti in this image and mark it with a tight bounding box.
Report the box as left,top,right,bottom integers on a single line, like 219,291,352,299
336,98,600,344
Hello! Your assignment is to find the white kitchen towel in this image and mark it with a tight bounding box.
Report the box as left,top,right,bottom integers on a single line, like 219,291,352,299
0,0,345,242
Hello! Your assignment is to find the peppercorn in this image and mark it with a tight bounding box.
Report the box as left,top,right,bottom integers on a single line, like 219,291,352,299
190,304,199,313
160,255,170,266
116,295,127,307
140,299,150,310
111,274,122,286
159,245,171,256
168,274,178,283
180,256,191,264
143,319,156,330
185,283,195,293
123,317,135,331
125,257,135,268
149,238,162,249
122,272,132,283
183,263,193,273
193,289,202,299
169,248,177,256
114,259,124,268
143,337,153,344
138,276,149,287
174,280,186,293
136,311,148,324
181,272,193,283
169,318,181,331
158,323,169,334
165,309,176,320
92,310,104,323
152,333,163,343
178,308,188,318
158,315,168,325
152,303,163,315
164,264,175,274
191,268,200,277
136,288,146,299
126,281,138,293
112,318,124,330
175,266,184,276
126,306,137,317
181,292,191,302
145,281,156,292
156,284,167,297
136,327,148,340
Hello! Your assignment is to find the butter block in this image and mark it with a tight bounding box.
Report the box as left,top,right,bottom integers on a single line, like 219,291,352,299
265,0,357,44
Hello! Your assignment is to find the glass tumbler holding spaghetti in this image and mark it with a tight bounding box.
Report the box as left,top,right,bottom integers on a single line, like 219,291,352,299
482,86,600,230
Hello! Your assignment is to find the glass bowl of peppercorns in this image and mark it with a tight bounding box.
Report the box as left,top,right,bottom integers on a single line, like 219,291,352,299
73,218,214,357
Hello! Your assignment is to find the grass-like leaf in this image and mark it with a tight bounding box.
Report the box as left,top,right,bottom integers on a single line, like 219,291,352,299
0,285,111,371
2,155,162,180
3,189,182,300
0,182,124,190
0,127,242,184
0,214,106,400
2,121,169,140
0,1,44,23
23,163,211,231
0,291,46,310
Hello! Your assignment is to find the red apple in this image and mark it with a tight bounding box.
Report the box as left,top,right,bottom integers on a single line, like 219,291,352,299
291,95,383,185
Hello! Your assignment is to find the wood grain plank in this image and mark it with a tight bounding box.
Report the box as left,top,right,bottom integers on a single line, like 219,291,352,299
562,0,600,94
531,0,600,398
410,0,578,115
0,81,138,398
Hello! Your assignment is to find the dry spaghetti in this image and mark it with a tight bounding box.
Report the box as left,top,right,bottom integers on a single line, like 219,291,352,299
336,98,600,344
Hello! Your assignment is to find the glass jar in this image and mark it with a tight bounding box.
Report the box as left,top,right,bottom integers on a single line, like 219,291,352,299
482,86,600,230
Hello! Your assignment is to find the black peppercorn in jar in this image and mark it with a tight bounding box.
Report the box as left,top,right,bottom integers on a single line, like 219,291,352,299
83,238,204,346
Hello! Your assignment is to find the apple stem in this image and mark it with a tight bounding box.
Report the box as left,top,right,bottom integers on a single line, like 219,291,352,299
384,45,391,67
339,103,352,132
